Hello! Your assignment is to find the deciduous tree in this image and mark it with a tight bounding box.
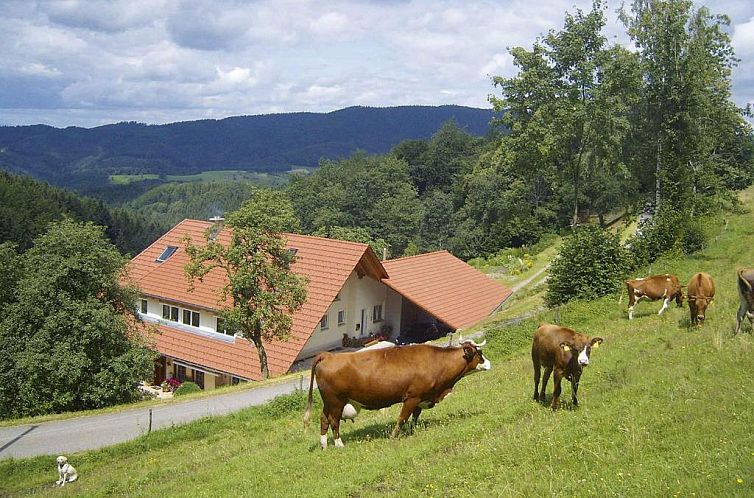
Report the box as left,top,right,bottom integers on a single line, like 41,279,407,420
184,190,307,379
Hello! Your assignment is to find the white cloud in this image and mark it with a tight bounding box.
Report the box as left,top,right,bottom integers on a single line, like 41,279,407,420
0,0,752,127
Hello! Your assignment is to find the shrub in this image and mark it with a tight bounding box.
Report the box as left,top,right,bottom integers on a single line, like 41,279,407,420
259,390,308,417
546,226,632,307
173,381,202,397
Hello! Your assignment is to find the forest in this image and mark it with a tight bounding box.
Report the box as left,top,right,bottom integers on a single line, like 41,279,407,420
0,105,494,197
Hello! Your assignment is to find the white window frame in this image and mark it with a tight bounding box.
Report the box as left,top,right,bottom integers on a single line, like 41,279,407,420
140,299,148,314
337,310,345,326
320,314,329,330
163,304,179,322
182,309,200,327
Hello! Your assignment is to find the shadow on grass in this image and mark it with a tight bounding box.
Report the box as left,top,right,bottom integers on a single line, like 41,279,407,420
532,395,580,411
306,408,485,450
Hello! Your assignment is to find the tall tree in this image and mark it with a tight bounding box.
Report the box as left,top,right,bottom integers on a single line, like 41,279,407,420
184,190,307,379
621,0,744,212
492,1,619,226
0,220,154,418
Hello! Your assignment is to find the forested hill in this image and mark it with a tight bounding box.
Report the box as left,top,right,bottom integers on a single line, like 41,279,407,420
0,172,164,255
0,105,495,189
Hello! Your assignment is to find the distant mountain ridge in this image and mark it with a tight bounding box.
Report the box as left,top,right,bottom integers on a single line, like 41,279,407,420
0,105,496,191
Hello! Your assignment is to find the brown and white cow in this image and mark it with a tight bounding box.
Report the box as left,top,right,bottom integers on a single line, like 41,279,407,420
625,274,684,319
303,340,491,448
687,272,715,326
736,268,754,334
531,323,603,410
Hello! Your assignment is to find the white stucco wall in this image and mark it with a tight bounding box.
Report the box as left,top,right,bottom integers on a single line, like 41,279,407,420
297,270,399,359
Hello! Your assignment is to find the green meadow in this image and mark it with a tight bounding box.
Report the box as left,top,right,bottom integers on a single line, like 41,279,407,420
109,170,291,187
2,192,754,497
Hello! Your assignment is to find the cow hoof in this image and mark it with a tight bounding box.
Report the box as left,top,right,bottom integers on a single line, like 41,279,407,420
334,438,344,448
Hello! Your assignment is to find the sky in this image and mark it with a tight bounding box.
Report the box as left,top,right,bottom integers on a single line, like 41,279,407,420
1,0,753,129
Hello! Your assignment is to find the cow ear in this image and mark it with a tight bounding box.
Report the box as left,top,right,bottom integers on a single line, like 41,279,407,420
590,337,604,348
462,344,475,361
560,342,571,352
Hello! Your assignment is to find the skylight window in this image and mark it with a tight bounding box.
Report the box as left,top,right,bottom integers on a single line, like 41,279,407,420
156,245,178,262
288,248,299,256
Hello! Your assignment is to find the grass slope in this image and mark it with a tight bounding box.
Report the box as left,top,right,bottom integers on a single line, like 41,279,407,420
2,197,754,497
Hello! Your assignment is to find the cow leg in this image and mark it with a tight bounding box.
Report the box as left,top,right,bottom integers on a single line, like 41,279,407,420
539,367,552,403
410,407,423,432
330,404,347,448
736,303,747,334
658,297,670,315
319,412,330,449
571,379,579,407
391,398,420,438
550,371,563,410
532,355,541,401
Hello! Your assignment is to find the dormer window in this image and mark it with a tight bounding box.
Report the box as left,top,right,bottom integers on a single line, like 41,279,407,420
156,246,178,262
288,248,298,256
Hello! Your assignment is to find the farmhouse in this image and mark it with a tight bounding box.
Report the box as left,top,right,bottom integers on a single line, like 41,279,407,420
127,219,511,388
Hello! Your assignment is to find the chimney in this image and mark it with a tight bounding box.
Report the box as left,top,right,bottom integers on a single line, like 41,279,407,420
208,216,224,241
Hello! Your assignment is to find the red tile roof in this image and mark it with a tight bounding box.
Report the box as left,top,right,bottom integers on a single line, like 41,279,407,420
127,221,512,381
381,251,511,330
126,219,384,380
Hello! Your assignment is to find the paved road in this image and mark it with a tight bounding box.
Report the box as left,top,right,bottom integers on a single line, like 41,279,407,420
0,374,310,460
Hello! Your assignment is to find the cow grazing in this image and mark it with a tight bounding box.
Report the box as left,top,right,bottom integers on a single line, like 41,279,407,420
625,274,684,319
736,268,754,334
531,323,603,410
303,340,491,448
687,272,715,326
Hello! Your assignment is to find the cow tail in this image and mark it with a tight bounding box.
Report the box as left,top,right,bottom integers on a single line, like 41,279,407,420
739,269,753,295
303,354,324,429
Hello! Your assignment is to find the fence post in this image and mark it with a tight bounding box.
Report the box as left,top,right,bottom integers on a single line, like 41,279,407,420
148,408,153,434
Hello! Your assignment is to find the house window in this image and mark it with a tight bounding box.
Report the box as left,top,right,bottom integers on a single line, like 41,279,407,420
320,314,329,330
162,304,179,322
140,299,148,314
194,370,205,389
337,310,345,326
231,376,244,386
372,304,383,323
183,309,200,327
176,365,187,382
155,245,178,262
216,317,232,335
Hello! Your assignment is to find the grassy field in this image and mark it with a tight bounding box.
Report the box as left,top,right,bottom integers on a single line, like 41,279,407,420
2,195,754,496
109,170,290,187
109,174,160,185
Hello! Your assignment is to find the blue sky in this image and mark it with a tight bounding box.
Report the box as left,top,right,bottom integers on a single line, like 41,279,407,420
1,0,753,128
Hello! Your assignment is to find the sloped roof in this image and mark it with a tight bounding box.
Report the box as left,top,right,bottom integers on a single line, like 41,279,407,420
381,251,511,330
127,219,385,380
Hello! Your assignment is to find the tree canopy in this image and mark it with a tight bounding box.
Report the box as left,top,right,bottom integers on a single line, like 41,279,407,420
184,190,308,379
0,219,154,418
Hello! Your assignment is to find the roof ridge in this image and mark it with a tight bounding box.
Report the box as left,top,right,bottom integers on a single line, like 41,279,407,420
383,250,450,263
181,219,372,251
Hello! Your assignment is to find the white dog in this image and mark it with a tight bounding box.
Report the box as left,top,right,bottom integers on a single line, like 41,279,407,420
55,456,78,486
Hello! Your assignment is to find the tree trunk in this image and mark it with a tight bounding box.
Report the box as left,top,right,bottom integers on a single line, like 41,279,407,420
251,335,270,379
655,141,662,214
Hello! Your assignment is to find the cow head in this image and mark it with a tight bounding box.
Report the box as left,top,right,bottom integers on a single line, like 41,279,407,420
560,337,603,379
460,339,491,374
689,294,712,323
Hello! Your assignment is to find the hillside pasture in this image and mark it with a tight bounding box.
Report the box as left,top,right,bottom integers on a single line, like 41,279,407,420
1,195,754,497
